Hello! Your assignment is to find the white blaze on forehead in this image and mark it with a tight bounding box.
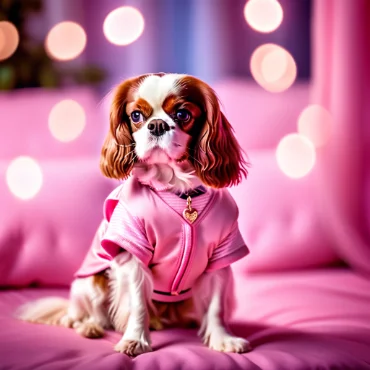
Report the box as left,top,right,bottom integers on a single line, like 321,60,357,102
137,74,183,109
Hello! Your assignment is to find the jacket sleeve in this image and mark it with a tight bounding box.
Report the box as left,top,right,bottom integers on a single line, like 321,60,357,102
101,200,154,265
206,222,249,272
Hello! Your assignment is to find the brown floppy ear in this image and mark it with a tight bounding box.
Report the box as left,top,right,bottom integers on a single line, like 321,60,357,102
191,87,248,188
100,77,143,180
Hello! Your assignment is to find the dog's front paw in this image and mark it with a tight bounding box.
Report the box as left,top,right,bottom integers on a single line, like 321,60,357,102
60,314,76,328
74,320,105,338
205,331,251,353
114,339,152,356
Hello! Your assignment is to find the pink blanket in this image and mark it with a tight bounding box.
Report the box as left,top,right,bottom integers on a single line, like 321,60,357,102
1,268,370,370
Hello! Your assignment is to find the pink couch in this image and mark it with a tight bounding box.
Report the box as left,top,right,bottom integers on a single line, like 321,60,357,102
1,83,370,370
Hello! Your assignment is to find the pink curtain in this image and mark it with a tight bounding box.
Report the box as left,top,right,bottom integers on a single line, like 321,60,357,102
311,0,370,274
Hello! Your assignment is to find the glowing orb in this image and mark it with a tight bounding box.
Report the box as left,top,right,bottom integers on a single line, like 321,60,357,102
0,21,19,61
244,0,283,33
250,43,297,93
103,6,145,46
261,47,288,82
48,100,86,142
276,134,316,179
6,157,43,200
298,105,332,147
0,28,5,53
45,21,87,61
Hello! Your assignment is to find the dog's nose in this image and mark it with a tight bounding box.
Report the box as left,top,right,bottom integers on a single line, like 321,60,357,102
147,119,170,136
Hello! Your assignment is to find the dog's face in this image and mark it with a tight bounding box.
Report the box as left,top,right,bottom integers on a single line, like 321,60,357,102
126,74,202,164
101,73,247,188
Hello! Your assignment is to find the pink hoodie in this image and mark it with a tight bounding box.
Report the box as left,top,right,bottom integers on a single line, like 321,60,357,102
75,176,248,302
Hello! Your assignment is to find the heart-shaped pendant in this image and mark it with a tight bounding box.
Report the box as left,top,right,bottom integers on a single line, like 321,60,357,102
183,208,198,223
183,195,198,224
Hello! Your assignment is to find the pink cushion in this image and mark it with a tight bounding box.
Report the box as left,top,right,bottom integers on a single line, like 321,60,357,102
1,269,369,369
0,88,106,159
230,150,338,272
0,158,114,287
214,81,310,150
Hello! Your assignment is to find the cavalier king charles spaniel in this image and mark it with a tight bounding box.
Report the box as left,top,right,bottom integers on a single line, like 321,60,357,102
19,73,251,356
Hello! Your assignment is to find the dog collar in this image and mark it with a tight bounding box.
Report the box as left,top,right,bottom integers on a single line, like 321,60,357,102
175,185,207,199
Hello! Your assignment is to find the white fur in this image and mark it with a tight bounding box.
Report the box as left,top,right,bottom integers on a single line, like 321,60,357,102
17,277,108,339
133,74,191,162
137,74,183,109
110,253,153,355
132,160,203,193
194,267,251,353
17,297,69,325
68,276,109,329
18,253,154,355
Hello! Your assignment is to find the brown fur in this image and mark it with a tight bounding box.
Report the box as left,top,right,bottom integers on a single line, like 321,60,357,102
92,271,109,293
149,298,199,330
126,97,153,122
100,74,248,186
177,75,249,188
100,74,150,180
162,94,202,131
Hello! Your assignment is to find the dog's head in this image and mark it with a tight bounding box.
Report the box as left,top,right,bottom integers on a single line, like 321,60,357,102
101,73,248,188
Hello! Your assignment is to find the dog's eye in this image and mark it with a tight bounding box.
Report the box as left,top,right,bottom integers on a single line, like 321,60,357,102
176,109,191,122
131,111,143,123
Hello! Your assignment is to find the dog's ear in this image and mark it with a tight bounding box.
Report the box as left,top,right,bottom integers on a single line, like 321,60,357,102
190,83,248,188
100,76,147,180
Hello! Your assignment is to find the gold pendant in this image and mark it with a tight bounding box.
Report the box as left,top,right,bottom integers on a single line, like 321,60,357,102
183,196,198,224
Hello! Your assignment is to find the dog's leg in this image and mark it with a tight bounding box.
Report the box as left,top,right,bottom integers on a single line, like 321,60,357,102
18,275,108,339
110,253,153,356
60,275,109,338
194,266,251,353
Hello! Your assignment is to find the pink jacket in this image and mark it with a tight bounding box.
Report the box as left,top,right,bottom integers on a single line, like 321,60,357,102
75,176,248,302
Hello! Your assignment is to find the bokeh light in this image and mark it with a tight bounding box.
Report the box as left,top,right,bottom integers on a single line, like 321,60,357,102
261,47,287,82
0,21,19,61
244,0,283,33
103,6,144,46
6,157,43,200
45,21,87,61
276,133,316,179
298,105,332,147
250,43,297,93
48,100,86,142
0,28,5,53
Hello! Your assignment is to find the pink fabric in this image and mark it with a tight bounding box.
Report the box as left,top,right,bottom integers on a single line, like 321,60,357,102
229,150,338,272
311,0,370,275
75,177,248,302
213,80,309,151
1,269,370,369
212,81,340,272
0,88,105,159
156,189,212,215
0,159,114,287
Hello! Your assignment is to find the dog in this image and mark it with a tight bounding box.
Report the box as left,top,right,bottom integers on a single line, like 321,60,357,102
18,73,251,356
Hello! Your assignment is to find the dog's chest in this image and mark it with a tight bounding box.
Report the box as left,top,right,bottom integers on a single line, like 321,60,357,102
124,184,238,299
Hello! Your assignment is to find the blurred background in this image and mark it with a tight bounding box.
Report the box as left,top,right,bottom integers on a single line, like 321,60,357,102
0,0,369,275
0,0,311,91
2,2,370,367
0,0,314,187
